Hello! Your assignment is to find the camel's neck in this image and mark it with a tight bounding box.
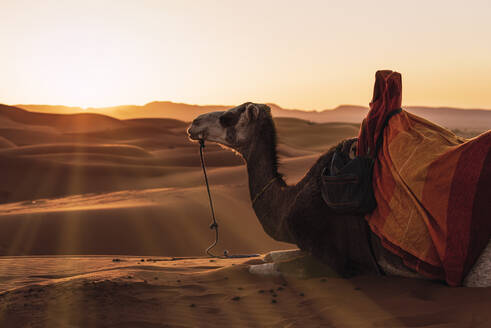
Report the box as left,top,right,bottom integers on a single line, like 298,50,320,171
239,122,294,243
244,137,281,199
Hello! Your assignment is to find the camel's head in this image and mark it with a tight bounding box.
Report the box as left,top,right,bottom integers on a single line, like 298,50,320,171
187,102,272,151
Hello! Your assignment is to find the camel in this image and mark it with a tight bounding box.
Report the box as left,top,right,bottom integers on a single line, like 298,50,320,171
187,102,491,287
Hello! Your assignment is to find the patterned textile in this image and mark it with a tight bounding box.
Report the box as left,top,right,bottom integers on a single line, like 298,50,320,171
358,70,491,286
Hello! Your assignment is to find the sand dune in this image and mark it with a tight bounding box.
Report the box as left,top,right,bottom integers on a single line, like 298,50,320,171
0,186,293,257
0,128,62,146
0,143,152,157
0,256,490,327
0,104,125,133
276,119,360,152
0,152,320,257
0,136,15,149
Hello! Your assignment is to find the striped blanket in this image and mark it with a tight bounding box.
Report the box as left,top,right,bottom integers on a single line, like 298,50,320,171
358,70,491,286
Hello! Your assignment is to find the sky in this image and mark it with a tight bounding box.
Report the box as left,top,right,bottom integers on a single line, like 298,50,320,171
1,0,490,110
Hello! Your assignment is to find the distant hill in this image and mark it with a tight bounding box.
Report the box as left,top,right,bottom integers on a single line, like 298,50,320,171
14,101,491,132
0,104,126,133
16,102,230,123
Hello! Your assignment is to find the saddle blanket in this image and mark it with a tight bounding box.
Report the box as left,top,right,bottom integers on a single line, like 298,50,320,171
358,70,491,286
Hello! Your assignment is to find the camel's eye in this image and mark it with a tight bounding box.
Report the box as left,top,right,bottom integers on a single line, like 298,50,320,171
219,112,239,127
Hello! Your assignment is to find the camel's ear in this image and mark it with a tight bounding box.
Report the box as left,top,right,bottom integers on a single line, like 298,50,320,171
245,103,260,121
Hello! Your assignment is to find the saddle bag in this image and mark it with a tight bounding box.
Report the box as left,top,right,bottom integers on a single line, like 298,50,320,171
321,156,376,214
321,108,401,215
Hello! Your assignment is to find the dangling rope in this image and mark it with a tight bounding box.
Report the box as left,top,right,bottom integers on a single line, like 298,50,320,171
198,139,259,259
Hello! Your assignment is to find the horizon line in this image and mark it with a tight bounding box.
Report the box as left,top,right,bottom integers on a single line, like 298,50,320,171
6,101,491,113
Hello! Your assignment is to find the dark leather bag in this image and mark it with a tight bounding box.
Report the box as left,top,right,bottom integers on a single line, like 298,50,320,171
321,156,376,214
321,108,401,215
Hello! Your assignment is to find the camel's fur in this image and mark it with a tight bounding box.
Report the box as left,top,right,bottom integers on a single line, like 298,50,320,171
188,102,491,287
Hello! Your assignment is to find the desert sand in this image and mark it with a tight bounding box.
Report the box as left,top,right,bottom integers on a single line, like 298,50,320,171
0,104,490,327
1,255,491,327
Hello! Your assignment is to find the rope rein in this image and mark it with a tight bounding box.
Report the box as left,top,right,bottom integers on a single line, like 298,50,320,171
198,139,259,259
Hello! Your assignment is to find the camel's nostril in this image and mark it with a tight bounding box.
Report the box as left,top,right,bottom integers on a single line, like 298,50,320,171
187,125,203,140
187,126,196,138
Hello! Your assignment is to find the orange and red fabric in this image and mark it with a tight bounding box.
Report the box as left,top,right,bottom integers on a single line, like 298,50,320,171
358,70,491,286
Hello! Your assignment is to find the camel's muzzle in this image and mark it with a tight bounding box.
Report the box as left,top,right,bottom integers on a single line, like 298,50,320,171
187,111,226,143
187,117,208,141
187,126,206,141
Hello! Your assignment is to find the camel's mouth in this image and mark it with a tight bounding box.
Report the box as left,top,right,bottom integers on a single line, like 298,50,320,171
187,131,201,141
186,126,207,141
